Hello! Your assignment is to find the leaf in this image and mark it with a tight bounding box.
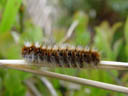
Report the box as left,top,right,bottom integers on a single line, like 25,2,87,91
0,0,22,34
124,16,128,59
0,0,22,58
124,16,128,44
113,39,123,59
3,69,31,96
94,21,122,60
125,45,128,59
20,26,43,43
73,11,90,46
95,23,113,60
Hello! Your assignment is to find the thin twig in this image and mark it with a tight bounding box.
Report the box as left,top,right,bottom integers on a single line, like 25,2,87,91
0,60,128,94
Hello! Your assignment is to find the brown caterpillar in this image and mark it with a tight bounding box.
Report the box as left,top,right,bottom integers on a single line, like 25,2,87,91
22,42,100,68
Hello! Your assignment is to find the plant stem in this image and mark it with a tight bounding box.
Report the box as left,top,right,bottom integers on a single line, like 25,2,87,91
0,60,128,93
0,60,128,70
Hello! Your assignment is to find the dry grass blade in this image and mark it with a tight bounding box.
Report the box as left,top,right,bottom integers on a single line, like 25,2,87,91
0,60,128,70
0,60,128,93
24,79,42,96
40,77,58,96
99,61,128,70
60,20,79,43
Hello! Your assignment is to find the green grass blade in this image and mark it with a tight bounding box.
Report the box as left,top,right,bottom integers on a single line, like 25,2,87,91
0,0,22,34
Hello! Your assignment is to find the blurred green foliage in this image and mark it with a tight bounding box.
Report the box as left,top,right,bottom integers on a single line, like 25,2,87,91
95,21,122,60
73,12,90,46
0,0,128,96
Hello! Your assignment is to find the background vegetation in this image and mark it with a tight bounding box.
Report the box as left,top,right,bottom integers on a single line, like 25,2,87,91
0,0,128,96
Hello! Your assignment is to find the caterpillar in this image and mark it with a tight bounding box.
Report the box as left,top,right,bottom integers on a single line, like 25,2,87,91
22,42,100,68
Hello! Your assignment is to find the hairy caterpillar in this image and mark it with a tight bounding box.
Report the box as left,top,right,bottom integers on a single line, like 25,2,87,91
22,42,100,68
